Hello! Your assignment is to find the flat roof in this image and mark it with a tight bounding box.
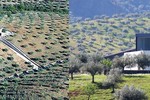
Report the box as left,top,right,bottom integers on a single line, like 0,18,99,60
136,34,150,37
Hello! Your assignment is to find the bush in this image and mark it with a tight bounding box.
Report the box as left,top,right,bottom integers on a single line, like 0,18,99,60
115,85,148,100
103,68,122,86
12,63,19,67
108,68,122,82
7,56,14,61
83,83,97,100
2,48,8,52
2,28,7,33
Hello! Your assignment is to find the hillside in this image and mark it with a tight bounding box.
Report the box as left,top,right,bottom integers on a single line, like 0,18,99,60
70,0,150,18
69,12,150,56
0,0,69,99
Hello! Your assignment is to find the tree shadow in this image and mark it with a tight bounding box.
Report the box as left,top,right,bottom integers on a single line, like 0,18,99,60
117,79,125,83
73,78,91,81
93,82,103,89
124,75,146,78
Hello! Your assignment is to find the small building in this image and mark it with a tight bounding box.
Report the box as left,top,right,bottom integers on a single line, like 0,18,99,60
0,28,14,37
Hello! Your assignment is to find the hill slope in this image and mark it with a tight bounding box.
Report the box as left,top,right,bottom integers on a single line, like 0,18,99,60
70,12,150,56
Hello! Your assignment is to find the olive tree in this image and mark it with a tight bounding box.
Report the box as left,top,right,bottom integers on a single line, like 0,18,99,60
112,56,134,71
85,61,102,83
84,53,103,83
103,68,122,93
69,57,81,80
135,54,150,70
77,53,88,63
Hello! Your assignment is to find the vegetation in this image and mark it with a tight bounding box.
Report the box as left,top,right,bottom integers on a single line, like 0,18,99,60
103,68,122,93
69,52,150,100
69,74,150,100
0,0,69,99
85,60,102,83
69,1,150,100
115,85,148,100
101,59,112,75
135,54,150,70
112,56,134,71
70,12,150,56
0,1,68,15
69,57,81,80
83,83,97,100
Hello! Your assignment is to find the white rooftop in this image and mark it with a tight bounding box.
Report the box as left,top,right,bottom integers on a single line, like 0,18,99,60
0,28,14,37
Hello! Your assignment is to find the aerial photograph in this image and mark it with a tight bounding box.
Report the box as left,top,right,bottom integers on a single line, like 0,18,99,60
0,0,69,100
69,0,150,100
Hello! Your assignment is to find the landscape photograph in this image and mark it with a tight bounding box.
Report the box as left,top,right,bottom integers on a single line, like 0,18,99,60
69,0,150,100
0,0,69,100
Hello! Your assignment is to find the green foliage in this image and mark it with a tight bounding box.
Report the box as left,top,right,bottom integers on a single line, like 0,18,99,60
69,74,150,100
85,61,102,83
1,1,68,15
83,83,97,100
101,59,112,68
101,59,112,74
89,53,103,63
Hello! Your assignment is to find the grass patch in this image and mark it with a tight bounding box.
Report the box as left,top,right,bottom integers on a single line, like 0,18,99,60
69,74,150,100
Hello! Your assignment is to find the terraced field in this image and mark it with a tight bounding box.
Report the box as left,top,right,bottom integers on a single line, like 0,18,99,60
0,42,31,79
0,1,69,99
0,11,69,99
70,12,150,56
0,60,68,99
1,12,68,66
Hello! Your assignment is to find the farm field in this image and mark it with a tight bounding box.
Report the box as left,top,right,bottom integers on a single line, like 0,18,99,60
0,11,69,99
69,74,150,100
1,12,69,66
0,41,30,80
0,0,69,99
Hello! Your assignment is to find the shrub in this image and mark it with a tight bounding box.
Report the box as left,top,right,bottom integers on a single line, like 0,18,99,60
115,85,148,100
2,48,8,52
35,49,42,52
7,56,14,61
2,28,7,33
83,83,97,100
27,52,33,55
3,67,14,73
12,63,19,67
